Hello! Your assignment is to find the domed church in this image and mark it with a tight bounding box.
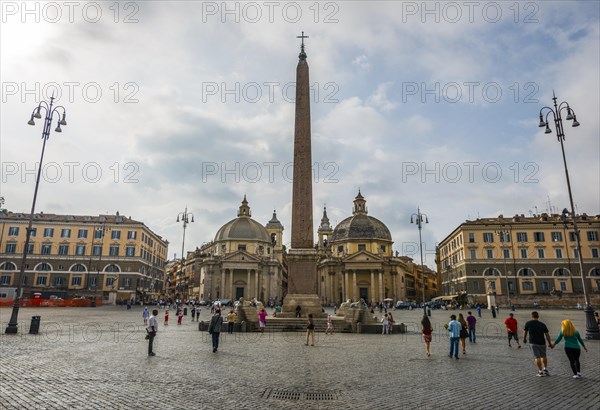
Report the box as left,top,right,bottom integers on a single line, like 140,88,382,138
316,191,422,305
184,196,287,304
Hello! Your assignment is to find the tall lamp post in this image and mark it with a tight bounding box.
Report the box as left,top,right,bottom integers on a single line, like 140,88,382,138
176,207,194,301
539,92,599,339
411,208,429,314
495,229,512,309
91,219,110,307
5,97,67,334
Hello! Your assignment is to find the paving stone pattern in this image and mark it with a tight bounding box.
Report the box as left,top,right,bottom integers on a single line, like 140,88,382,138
1,307,599,409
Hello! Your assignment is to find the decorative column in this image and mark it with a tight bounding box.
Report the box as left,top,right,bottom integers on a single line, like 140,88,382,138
229,269,234,300
255,269,259,300
378,270,383,303
392,272,397,300
247,269,251,299
352,270,357,301
221,270,226,299
370,270,375,303
344,271,349,301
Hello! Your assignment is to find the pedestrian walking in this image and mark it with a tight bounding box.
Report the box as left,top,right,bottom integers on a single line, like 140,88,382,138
523,311,554,377
457,313,468,354
196,307,201,321
295,305,302,318
491,306,497,318
258,308,267,333
421,315,433,357
147,309,158,356
325,315,334,335
477,305,482,318
164,309,169,326
446,314,461,359
143,306,149,326
552,319,587,378
208,309,223,353
191,306,196,321
388,313,395,334
177,308,183,325
226,309,236,334
466,311,477,343
305,313,315,346
504,313,521,348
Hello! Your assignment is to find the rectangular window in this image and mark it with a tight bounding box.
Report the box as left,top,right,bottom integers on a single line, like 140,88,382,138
520,248,528,259
503,249,510,259
337,245,344,254
574,248,579,258
486,249,493,259
592,248,599,258
379,245,386,253
541,281,550,291
5,243,16,253
483,233,494,243
54,276,65,286
537,248,545,259
517,232,528,242
468,233,475,243
555,248,563,259
551,232,563,242
30,228,37,237
0,275,11,285
559,281,567,291
109,246,119,256
123,278,131,287
126,246,135,257
488,281,496,291
8,227,19,236
36,275,47,286
569,232,577,242
498,232,510,242
26,244,34,254
94,229,103,239
237,245,246,251
41,244,51,255
58,244,69,255
522,282,533,291
71,276,82,286
472,281,479,290
106,277,115,287
76,245,86,256
43,228,54,237
61,229,71,238
358,244,366,251
89,276,97,286
111,230,121,240
508,282,515,291
533,232,545,242
78,229,88,239
587,231,599,241
93,245,102,256
127,231,137,240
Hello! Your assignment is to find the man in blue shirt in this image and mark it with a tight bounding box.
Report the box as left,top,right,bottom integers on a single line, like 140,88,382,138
447,314,462,359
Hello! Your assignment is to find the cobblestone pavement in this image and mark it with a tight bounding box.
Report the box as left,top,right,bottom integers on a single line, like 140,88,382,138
1,306,599,409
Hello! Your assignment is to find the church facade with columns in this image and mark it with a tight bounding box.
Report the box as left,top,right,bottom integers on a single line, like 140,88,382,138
316,191,438,305
181,197,287,304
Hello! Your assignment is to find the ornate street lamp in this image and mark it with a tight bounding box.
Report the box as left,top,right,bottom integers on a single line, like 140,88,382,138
5,97,67,334
176,207,194,300
410,208,429,314
539,92,599,339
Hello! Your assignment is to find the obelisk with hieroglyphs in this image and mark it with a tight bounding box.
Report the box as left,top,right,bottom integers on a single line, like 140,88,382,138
282,32,324,317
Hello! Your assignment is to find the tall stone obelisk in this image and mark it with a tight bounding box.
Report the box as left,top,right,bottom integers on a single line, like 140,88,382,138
282,32,324,317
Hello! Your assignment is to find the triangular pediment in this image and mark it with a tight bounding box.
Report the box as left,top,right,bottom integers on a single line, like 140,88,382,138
221,250,260,262
342,250,384,263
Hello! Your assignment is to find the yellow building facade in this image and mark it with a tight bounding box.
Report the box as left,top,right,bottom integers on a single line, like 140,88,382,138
0,211,168,302
437,213,600,305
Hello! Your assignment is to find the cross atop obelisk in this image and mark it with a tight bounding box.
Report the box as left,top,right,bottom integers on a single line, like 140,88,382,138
297,31,308,60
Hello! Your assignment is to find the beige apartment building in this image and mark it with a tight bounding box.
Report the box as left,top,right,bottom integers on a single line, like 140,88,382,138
0,211,168,302
437,213,600,305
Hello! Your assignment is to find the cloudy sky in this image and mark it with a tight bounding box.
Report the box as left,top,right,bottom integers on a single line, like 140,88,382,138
1,1,599,267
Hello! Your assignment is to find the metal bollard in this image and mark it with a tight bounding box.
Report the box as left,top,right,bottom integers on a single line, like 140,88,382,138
29,316,41,334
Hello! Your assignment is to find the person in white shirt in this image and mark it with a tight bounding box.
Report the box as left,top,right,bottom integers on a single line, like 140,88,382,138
147,309,159,356
381,313,389,335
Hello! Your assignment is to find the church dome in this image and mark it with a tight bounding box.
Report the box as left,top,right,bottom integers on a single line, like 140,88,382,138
331,191,392,242
214,196,271,243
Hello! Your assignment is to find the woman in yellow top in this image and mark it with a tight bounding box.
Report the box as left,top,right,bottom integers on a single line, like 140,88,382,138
552,319,588,379
226,310,236,334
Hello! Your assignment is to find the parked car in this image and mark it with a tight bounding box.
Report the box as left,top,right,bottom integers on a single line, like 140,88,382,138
395,301,414,310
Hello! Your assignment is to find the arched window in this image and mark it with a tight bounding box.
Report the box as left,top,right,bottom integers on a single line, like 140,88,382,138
70,263,87,272
589,267,600,276
0,262,17,271
484,268,501,276
518,268,535,277
105,264,120,273
35,263,52,271
553,268,570,277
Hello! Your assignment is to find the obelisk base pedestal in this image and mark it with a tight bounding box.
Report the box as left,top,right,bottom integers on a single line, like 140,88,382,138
280,293,326,318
